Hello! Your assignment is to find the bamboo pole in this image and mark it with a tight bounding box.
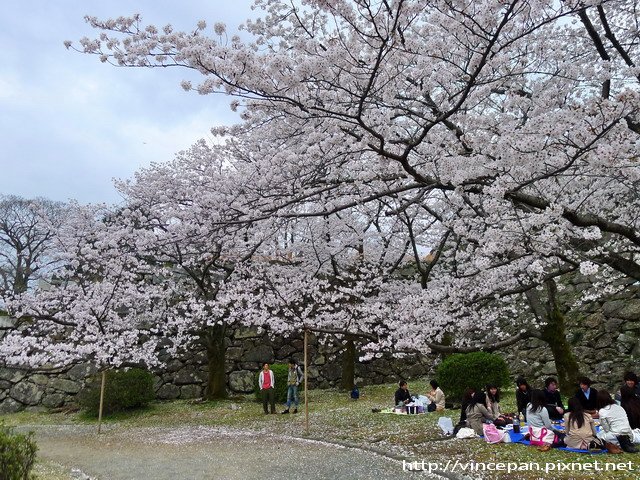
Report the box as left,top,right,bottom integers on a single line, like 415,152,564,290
304,327,309,435
97,370,106,434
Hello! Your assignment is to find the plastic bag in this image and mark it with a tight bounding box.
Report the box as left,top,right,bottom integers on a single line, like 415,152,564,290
483,423,508,443
438,416,454,435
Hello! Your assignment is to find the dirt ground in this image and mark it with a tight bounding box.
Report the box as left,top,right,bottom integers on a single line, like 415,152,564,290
23,424,441,480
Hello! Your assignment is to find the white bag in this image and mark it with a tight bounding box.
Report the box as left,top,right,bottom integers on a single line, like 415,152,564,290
438,416,454,435
456,427,478,439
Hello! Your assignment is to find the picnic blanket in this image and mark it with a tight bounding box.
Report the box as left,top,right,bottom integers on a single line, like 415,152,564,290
378,407,427,415
505,428,607,454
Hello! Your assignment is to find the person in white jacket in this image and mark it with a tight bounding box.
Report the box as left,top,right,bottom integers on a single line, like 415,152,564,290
597,390,639,453
259,363,276,414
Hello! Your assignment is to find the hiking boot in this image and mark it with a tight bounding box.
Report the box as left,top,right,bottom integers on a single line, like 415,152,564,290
293,408,298,414
605,442,623,454
617,435,639,453
281,409,290,414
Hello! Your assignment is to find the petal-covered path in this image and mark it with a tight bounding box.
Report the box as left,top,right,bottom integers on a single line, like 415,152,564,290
24,425,444,480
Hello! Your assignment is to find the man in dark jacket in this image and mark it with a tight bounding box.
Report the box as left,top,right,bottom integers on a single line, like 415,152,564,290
394,380,411,407
543,377,565,420
573,376,598,416
515,376,531,420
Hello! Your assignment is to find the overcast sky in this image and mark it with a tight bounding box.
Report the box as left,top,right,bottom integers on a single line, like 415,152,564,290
0,1,255,205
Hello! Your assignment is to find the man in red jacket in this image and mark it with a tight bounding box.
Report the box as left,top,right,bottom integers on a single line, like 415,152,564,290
259,363,276,414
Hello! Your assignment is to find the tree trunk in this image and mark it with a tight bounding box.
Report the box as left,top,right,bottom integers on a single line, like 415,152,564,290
203,323,227,400
429,279,579,391
539,308,580,391
526,280,580,391
340,335,356,391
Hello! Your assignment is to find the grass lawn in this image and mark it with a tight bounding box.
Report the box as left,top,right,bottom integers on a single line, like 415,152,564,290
6,381,640,479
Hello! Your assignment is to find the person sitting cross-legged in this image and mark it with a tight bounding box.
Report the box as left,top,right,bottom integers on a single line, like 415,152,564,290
394,380,412,408
573,376,598,418
543,377,565,420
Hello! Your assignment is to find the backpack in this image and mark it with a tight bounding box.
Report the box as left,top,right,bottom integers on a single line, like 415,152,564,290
350,386,360,399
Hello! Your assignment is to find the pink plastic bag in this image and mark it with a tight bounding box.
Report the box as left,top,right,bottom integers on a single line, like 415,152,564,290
483,423,507,443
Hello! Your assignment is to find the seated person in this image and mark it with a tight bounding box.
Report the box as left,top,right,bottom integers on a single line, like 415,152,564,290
485,384,502,417
465,392,496,436
564,397,600,450
458,387,476,426
597,389,639,453
515,376,532,421
573,376,598,417
394,380,411,407
485,383,513,427
527,389,565,450
426,380,446,412
615,371,640,402
543,377,565,420
620,385,640,429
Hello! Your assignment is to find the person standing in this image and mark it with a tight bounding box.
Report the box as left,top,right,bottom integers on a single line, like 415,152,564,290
259,363,276,414
282,359,303,414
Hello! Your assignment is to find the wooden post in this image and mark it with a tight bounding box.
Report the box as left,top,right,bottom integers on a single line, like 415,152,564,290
304,327,309,435
97,370,106,434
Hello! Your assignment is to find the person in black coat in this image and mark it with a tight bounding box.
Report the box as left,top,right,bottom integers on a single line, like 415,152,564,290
620,385,640,429
544,377,565,420
394,380,411,407
515,376,531,420
573,376,598,416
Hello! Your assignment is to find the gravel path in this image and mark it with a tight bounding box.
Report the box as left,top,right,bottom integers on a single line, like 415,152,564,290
22,425,442,480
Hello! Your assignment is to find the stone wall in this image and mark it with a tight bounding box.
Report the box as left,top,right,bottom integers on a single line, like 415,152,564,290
0,326,434,413
496,279,640,393
2,276,638,413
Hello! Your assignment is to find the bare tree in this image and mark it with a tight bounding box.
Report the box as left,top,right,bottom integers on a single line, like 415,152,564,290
0,195,65,296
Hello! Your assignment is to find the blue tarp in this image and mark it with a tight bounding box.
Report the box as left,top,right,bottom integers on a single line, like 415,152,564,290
505,428,607,454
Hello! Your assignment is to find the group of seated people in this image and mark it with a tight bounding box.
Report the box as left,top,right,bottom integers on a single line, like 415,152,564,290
460,371,640,453
394,379,446,412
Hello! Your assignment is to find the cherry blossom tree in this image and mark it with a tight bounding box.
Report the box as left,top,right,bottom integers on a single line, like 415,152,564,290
1,203,165,370
68,0,640,387
109,140,280,399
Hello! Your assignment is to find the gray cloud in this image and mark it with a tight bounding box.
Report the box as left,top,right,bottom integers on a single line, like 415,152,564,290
0,0,253,204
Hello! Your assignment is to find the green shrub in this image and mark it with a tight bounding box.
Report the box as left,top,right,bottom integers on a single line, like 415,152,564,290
78,368,155,417
254,364,294,404
435,352,510,403
0,423,37,480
